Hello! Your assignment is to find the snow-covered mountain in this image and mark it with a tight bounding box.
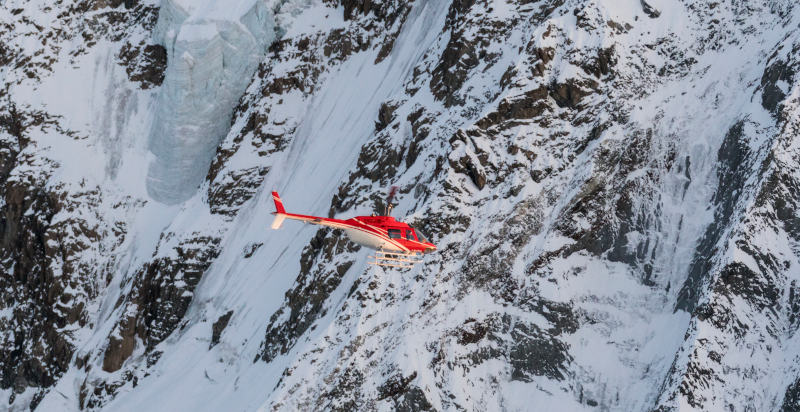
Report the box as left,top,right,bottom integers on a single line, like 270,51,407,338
1,0,799,410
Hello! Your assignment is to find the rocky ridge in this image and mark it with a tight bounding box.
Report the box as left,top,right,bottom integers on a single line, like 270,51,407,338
0,0,799,411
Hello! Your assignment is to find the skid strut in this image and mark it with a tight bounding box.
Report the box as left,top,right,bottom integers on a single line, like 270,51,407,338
368,250,422,268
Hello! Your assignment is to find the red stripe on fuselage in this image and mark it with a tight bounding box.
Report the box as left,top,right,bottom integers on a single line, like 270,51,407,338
280,213,433,252
349,218,432,253
351,218,409,251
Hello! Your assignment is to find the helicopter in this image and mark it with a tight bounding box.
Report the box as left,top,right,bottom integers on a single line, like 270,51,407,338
270,187,436,268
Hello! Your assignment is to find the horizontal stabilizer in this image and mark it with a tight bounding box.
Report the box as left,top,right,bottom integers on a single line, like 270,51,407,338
271,213,286,230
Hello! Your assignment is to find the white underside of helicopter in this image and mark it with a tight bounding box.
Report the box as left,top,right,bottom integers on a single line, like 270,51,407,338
342,227,412,252
340,228,422,268
342,227,394,250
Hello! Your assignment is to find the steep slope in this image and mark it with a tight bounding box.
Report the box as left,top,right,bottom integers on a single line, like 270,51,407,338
0,0,799,411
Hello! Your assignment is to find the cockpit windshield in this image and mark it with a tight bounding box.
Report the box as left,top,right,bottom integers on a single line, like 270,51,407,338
411,227,428,243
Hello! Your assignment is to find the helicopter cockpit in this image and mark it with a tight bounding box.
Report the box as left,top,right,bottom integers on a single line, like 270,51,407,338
386,226,428,243
410,227,428,243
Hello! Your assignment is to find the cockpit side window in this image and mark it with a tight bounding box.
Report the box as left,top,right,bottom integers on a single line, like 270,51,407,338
388,229,402,239
405,229,416,240
411,227,428,243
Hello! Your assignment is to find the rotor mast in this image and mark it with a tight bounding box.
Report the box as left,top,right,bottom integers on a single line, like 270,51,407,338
385,186,398,216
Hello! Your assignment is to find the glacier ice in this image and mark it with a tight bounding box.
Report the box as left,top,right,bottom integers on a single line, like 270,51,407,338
146,0,275,204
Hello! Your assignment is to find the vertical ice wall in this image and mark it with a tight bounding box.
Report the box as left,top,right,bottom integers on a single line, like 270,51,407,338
146,0,275,204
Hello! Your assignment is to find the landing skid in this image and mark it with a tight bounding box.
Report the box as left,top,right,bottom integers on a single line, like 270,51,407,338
368,250,422,268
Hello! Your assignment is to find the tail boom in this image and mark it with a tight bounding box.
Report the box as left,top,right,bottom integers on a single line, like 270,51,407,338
270,191,346,230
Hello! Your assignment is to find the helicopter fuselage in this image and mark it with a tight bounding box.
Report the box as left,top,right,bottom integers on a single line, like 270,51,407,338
270,192,436,254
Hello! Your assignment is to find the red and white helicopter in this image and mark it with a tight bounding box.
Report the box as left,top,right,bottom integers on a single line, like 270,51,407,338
270,188,436,268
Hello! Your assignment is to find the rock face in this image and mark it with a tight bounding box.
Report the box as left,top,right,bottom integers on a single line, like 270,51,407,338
1,0,800,411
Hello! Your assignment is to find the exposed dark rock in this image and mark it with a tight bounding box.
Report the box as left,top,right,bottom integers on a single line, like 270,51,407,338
374,4,413,64
768,175,800,240
445,0,476,27
782,377,800,412
475,85,550,130
102,235,221,372
393,386,434,412
461,315,571,382
581,46,617,78
526,46,556,78
536,299,580,336
535,47,555,65
333,0,411,24
207,109,282,217
457,318,488,345
676,347,720,409
259,230,355,362
0,43,13,68
430,29,480,107
80,367,142,409
323,28,369,61
0,103,25,150
338,0,372,20
548,78,597,108
102,315,136,372
573,6,595,30
641,0,661,18
0,118,93,396
508,320,571,381
694,300,750,340
713,262,779,311
461,197,546,301
210,310,234,348
207,165,270,217
138,237,221,347
450,153,486,190
243,242,263,258
789,281,800,331
761,59,794,118
320,366,366,410
329,133,408,216
377,371,417,400
606,20,633,34
118,42,167,89
404,108,433,169
375,101,397,132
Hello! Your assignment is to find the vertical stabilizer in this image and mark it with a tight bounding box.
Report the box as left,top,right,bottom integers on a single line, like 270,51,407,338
271,191,287,229
272,191,286,214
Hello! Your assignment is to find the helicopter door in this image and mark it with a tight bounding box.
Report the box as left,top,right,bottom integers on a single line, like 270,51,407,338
388,229,402,239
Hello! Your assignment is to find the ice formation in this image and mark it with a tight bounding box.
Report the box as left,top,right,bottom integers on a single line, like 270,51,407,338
146,0,275,203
